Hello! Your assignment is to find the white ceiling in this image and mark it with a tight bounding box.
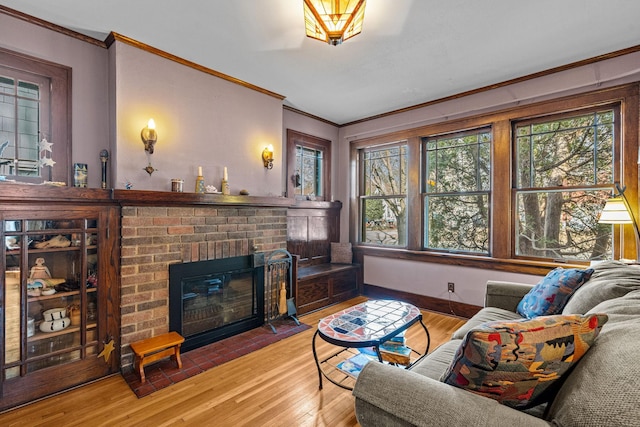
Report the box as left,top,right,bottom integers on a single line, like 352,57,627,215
2,0,640,125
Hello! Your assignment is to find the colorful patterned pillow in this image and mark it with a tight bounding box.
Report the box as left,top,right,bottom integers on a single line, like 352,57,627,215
517,267,594,318
440,313,608,409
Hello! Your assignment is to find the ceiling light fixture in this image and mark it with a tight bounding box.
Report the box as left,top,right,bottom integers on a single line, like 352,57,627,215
303,0,366,46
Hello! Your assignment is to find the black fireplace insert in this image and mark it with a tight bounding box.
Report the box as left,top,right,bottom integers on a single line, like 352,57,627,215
169,254,264,352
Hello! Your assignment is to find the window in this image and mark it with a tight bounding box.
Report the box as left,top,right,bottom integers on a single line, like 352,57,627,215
286,129,331,201
0,48,70,184
514,107,618,261
0,71,49,178
423,129,491,254
350,85,636,269
295,146,323,197
359,142,407,246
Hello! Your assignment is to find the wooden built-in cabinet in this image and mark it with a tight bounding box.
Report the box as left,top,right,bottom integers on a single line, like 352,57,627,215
294,263,360,314
0,185,120,411
288,201,362,314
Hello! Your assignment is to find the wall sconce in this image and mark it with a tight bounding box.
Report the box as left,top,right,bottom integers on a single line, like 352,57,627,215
262,144,274,169
141,118,157,175
141,119,157,154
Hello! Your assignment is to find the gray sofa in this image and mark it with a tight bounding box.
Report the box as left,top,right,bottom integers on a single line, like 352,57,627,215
353,261,640,426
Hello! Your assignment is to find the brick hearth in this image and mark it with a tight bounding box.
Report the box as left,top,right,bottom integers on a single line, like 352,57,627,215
119,205,287,369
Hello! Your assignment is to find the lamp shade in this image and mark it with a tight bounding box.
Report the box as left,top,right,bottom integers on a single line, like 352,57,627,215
304,0,366,45
598,197,633,224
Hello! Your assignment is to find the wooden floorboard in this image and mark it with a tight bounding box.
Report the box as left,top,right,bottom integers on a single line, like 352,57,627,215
0,296,467,427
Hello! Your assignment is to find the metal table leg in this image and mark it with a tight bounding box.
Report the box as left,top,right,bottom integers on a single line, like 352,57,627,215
312,329,323,390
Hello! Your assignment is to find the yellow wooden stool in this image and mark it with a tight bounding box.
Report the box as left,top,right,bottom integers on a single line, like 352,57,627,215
130,331,185,383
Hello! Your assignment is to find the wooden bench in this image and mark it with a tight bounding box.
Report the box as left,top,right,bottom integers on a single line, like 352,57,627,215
130,331,185,383
293,261,361,315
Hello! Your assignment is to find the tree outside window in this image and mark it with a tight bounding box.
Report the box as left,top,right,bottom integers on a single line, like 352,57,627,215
514,108,617,261
423,129,491,254
360,143,407,246
351,86,636,268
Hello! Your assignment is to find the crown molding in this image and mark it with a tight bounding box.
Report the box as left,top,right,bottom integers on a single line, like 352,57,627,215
0,5,106,48
283,105,339,127
0,7,286,101
106,32,285,101
341,44,640,127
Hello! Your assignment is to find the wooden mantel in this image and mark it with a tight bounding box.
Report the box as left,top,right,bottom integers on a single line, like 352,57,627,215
0,183,113,204
113,189,295,207
0,184,317,208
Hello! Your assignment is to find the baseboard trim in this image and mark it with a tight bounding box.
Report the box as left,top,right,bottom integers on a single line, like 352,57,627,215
363,284,481,319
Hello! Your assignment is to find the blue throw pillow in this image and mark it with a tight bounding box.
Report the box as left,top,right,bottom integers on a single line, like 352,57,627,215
516,267,594,318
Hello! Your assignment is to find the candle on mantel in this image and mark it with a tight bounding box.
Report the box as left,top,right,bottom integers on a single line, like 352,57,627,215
221,166,230,195
195,165,205,193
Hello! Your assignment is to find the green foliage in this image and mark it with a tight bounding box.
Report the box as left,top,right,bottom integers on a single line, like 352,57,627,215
365,198,383,221
359,110,615,261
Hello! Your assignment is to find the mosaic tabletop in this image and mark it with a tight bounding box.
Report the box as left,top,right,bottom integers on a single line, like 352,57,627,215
317,299,422,346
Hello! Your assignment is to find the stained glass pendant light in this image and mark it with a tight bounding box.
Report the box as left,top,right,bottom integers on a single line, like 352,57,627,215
304,0,366,46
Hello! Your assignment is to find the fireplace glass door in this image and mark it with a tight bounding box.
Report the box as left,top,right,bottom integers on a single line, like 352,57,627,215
170,254,265,351
181,271,255,337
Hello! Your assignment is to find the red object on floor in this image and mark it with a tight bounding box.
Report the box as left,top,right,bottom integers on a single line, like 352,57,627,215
123,319,310,398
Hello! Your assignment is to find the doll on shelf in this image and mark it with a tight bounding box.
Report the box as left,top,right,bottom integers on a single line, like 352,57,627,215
29,257,52,280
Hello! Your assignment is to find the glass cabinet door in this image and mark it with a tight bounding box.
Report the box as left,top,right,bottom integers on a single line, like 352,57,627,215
3,217,99,379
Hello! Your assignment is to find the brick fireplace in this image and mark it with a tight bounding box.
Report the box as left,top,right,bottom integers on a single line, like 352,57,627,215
119,203,288,370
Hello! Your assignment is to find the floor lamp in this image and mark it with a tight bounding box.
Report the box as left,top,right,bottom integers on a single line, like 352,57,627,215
598,183,640,262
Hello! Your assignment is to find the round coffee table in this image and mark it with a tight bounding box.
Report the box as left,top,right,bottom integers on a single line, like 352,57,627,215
312,299,430,390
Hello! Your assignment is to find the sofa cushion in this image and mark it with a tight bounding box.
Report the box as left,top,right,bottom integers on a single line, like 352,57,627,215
451,307,523,340
516,267,594,318
547,292,640,425
441,313,608,409
410,339,462,380
562,260,640,314
586,289,640,322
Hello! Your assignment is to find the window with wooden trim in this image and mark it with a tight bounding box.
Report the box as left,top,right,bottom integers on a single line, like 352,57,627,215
0,48,70,184
350,85,637,267
358,142,408,247
423,128,491,254
514,106,619,262
286,129,331,201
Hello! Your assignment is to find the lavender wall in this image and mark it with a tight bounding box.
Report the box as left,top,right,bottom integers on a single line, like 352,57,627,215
1,12,285,195
110,41,284,195
0,13,110,188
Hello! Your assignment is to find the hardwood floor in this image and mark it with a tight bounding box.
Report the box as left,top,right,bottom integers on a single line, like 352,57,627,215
0,297,466,427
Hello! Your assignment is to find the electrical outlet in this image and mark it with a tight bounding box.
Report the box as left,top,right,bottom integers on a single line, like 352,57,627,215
447,282,455,293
